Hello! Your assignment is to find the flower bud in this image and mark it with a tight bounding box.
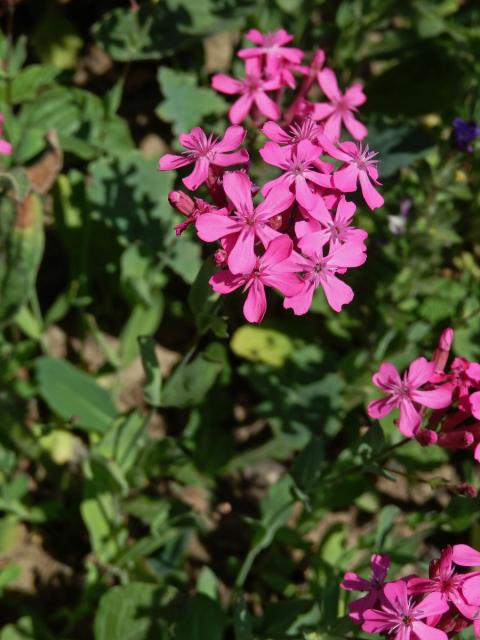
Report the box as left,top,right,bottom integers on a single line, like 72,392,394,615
169,191,195,216
454,482,478,498
438,430,475,449
213,248,228,267
415,429,438,447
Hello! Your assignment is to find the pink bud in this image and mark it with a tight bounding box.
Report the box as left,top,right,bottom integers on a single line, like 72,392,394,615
267,214,284,231
432,327,454,372
438,430,475,449
415,429,438,447
311,49,325,72
454,483,478,498
439,328,454,351
169,191,195,216
213,248,228,267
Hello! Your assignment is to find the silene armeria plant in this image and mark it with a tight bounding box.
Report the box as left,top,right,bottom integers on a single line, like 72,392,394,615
158,28,479,639
159,28,383,323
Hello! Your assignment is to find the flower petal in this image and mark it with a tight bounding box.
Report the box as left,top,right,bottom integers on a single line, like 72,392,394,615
214,125,246,152
398,399,421,437
318,68,341,101
243,279,267,323
229,94,254,125
209,270,244,293
211,74,242,95
254,91,281,121
406,357,435,387
343,111,368,141
183,157,210,190
196,213,242,242
159,154,192,171
359,171,384,209
223,171,254,213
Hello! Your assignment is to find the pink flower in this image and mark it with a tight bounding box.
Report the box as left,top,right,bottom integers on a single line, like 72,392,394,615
341,554,390,622
312,68,368,141
262,118,324,148
209,235,303,323
284,235,366,314
319,136,383,210
212,58,282,124
196,171,294,274
408,546,480,620
368,359,452,437
238,29,304,73
259,139,332,217
362,580,449,640
295,196,368,248
0,114,12,156
159,126,248,191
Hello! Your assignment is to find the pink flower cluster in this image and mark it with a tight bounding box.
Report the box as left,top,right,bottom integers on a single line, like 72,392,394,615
368,328,480,463
159,30,384,323
341,545,480,640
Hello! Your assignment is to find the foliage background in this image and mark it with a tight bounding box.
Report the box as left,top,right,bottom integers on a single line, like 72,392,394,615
0,0,480,638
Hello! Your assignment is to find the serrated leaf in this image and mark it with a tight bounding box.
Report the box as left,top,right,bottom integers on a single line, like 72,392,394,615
156,67,226,135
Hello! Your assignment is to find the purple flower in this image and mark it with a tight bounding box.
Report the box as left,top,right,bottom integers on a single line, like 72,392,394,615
452,118,480,153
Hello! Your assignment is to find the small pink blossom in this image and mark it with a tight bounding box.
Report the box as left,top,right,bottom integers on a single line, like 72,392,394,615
159,126,248,191
341,554,390,622
362,580,449,640
209,235,303,323
196,171,294,274
238,29,303,69
295,197,368,248
284,235,366,314
368,359,452,437
312,68,367,141
320,136,383,210
212,58,282,124
259,139,332,217
0,114,12,156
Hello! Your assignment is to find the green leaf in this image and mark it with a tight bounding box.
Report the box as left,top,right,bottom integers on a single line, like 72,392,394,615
119,293,164,365
175,594,226,640
230,325,294,367
36,357,117,433
0,65,59,104
139,336,162,407
375,505,400,550
162,343,227,408
94,583,166,640
290,436,324,496
156,67,226,136
188,260,227,337
96,411,147,474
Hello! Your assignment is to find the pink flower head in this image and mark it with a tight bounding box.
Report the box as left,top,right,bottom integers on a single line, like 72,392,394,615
238,29,304,82
341,554,390,622
368,359,452,437
259,139,332,217
212,58,282,124
295,197,368,248
408,546,479,618
362,580,449,640
284,235,367,314
320,136,383,210
159,126,248,191
209,235,303,323
0,114,12,156
312,68,368,141
195,171,294,274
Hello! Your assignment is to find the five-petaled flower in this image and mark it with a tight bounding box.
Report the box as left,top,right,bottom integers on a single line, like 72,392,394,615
368,358,452,437
196,171,294,274
209,235,303,323
159,125,248,191
312,68,368,141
